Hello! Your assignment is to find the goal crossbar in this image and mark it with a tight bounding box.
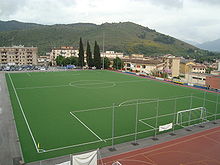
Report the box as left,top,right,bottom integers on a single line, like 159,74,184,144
176,107,207,127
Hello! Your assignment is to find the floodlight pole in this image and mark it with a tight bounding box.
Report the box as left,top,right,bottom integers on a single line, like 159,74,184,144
188,93,193,126
102,32,105,70
171,98,177,135
153,99,159,140
109,103,116,151
70,154,72,164
134,100,139,144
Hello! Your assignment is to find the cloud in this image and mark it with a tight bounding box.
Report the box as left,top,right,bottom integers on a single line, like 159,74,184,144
195,0,220,5
0,0,220,43
0,0,27,17
147,0,183,8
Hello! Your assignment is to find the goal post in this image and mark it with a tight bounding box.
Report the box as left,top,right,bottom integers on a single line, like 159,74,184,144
176,107,207,127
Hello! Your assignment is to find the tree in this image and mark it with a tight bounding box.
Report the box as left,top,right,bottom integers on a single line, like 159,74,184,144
55,55,65,66
69,56,78,66
93,41,101,69
55,56,78,66
101,57,111,69
113,57,124,70
78,37,85,67
86,41,93,68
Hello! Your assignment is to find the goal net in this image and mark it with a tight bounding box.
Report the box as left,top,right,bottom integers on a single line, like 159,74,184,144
176,107,207,127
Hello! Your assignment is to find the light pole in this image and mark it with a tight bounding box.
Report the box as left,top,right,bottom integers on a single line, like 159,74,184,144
102,32,105,70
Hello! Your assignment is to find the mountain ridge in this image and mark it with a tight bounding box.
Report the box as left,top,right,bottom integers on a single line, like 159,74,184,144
197,38,220,52
0,20,219,62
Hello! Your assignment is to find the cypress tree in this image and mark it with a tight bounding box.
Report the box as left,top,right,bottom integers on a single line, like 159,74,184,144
78,37,85,67
86,41,93,68
93,41,101,69
113,57,124,70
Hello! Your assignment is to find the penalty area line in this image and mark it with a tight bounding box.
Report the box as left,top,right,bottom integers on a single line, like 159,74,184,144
70,112,106,142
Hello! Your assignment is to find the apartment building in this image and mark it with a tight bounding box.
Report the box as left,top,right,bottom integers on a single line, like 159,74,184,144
191,64,206,73
0,46,38,65
180,59,196,74
50,46,79,65
163,54,180,77
38,55,50,66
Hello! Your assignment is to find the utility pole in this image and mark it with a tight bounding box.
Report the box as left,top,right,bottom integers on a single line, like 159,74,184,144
102,32,105,70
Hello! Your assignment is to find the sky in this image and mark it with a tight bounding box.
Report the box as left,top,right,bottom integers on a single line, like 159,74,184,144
0,0,220,44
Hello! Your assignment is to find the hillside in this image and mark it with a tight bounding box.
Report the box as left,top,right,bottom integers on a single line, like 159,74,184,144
197,39,220,52
0,20,219,61
0,20,43,32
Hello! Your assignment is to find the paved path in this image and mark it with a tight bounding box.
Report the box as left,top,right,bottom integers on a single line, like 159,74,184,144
0,73,22,165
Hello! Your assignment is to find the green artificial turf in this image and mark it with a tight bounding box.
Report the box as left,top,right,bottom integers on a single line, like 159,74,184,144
5,70,220,162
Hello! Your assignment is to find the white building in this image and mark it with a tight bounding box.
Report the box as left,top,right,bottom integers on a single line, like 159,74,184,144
50,46,79,65
101,51,123,59
184,73,207,86
163,54,181,77
123,59,164,74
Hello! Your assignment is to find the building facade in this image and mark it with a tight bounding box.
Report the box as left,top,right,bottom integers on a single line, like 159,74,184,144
38,55,50,66
163,54,180,77
180,59,196,74
0,46,38,65
123,59,164,74
191,64,206,73
50,46,79,65
101,51,123,59
184,73,207,86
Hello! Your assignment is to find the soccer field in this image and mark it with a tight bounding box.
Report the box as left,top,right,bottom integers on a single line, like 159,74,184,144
5,70,220,162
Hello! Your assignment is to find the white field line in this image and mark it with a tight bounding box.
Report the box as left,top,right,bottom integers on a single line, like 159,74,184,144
115,79,149,84
139,120,156,129
117,95,192,108
39,112,217,153
207,111,215,115
41,112,219,153
41,140,102,153
43,129,155,153
118,98,158,107
16,80,147,90
69,81,116,89
70,112,105,142
193,96,220,104
71,95,191,114
139,112,176,121
73,106,113,113
16,84,69,90
71,82,115,86
8,73,39,152
26,72,31,77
